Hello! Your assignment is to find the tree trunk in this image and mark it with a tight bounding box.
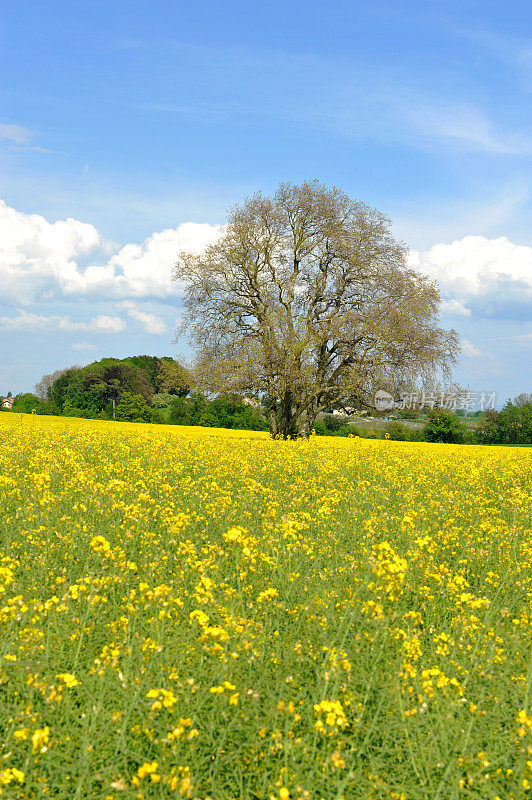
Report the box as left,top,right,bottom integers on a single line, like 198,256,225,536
296,408,319,438
270,407,295,439
269,391,294,439
296,417,311,438
268,405,278,438
112,397,116,420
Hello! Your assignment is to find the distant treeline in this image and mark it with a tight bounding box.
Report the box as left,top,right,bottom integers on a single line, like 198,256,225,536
4,356,269,431
313,404,532,446
3,356,531,444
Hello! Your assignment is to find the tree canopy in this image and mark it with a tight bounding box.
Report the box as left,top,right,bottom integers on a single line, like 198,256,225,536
34,367,80,401
477,402,532,445
175,181,459,437
45,356,190,418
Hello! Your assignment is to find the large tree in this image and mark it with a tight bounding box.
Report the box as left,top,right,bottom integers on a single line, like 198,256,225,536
174,181,459,438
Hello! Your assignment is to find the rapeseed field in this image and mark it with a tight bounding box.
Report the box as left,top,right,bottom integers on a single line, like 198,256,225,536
0,413,531,800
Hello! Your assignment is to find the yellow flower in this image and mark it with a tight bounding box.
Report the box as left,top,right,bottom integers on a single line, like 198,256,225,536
90,535,112,555
256,588,279,603
189,609,209,627
0,768,25,786
146,688,177,710
57,672,79,687
314,700,347,733
32,726,50,754
137,761,159,779
331,751,346,768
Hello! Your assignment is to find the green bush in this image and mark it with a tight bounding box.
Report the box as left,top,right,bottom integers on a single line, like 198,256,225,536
359,429,378,439
334,425,355,437
12,393,58,415
168,393,268,432
151,393,177,408
168,395,203,425
115,392,153,423
197,412,220,427
323,415,343,432
423,410,467,444
311,420,359,437
48,356,189,413
384,421,410,441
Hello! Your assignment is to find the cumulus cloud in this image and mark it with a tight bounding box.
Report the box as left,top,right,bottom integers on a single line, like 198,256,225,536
2,198,532,323
0,200,105,304
106,223,220,298
410,235,532,317
0,310,126,333
440,299,471,317
0,199,221,304
117,301,166,335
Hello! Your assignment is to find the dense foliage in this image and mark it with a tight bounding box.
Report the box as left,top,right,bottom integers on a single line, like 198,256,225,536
312,406,532,446
422,409,467,444
114,392,160,423
476,402,532,445
41,356,190,419
168,394,268,431
10,393,56,415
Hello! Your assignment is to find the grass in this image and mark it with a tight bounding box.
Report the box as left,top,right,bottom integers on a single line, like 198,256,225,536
0,412,531,799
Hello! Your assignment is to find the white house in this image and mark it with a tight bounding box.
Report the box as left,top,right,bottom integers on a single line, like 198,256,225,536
2,397,13,409
331,406,356,416
242,396,261,409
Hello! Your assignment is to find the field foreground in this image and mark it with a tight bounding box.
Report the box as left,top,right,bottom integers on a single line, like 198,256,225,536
0,414,531,800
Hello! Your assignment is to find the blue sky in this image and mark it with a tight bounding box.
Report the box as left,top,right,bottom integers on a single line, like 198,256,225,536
1,0,531,405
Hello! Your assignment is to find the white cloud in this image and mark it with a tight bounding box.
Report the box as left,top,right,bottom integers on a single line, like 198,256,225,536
497,331,532,343
107,223,220,298
3,198,532,325
117,301,166,334
410,235,532,294
440,299,471,317
0,124,50,153
0,310,126,333
462,339,482,358
72,342,98,351
0,124,33,145
0,200,105,304
0,199,221,304
409,235,532,316
72,342,98,350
